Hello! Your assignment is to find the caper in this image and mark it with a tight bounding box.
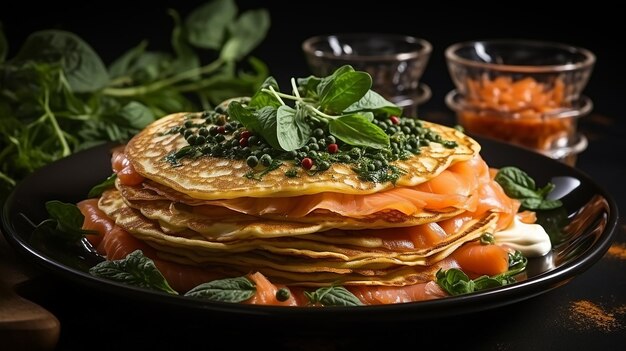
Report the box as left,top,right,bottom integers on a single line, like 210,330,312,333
308,143,319,151
196,135,206,145
317,139,326,147
215,134,226,142
287,150,298,159
326,136,336,144
248,135,258,146
198,128,209,137
308,150,318,158
183,129,193,138
307,137,317,144
402,126,412,134
209,126,219,136
378,121,388,130
246,156,259,168
300,145,310,152
262,147,272,155
260,154,272,167
184,120,194,128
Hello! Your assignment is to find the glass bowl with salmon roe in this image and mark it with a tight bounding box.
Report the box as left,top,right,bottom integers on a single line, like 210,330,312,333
444,39,595,163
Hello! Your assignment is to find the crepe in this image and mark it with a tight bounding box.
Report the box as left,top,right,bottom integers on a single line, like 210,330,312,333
124,112,480,200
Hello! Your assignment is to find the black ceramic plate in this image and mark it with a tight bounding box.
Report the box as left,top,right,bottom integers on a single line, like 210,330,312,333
0,136,619,326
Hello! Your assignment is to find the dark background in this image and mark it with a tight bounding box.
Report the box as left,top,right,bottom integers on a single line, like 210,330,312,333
1,1,623,119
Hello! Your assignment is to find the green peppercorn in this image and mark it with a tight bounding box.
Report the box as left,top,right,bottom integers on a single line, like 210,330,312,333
326,136,336,144
246,156,259,168
209,126,218,136
183,129,193,138
184,120,194,128
338,154,351,162
318,160,330,171
248,135,258,145
300,145,310,152
402,126,412,134
260,154,272,167
287,150,298,159
186,135,197,145
196,135,206,145
313,128,324,138
198,128,209,137
307,137,317,144
275,288,291,302
308,143,319,151
317,139,326,147
308,150,318,158
215,134,225,142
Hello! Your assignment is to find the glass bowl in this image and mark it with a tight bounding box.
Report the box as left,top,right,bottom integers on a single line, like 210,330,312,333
302,33,432,115
445,39,595,108
446,89,591,165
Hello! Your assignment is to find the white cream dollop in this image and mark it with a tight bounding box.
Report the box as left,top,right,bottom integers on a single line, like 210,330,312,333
494,216,552,257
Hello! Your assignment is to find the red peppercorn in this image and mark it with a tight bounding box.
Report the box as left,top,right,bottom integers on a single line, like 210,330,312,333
301,157,314,170
327,143,339,154
217,126,226,134
239,137,248,147
390,115,400,125
240,130,251,139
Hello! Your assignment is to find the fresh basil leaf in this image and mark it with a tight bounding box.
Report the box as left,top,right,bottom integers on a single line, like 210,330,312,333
168,9,200,74
108,40,148,79
185,0,237,49
228,102,280,149
13,30,109,93
184,276,256,302
316,65,355,97
32,200,97,243
249,76,281,108
297,75,322,98
472,277,504,291
329,113,389,149
88,173,117,198
304,286,363,306
344,90,402,117
119,101,155,130
437,251,528,296
435,268,474,295
494,167,540,199
533,199,563,210
89,250,178,295
221,9,270,62
276,105,312,151
319,71,372,114
495,166,563,210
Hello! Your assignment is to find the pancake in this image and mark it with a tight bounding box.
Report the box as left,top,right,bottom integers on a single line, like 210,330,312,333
124,112,480,200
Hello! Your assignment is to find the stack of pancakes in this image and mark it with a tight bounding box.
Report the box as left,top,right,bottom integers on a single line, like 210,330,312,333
98,112,509,287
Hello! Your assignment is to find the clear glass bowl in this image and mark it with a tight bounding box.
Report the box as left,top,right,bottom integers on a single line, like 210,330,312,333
446,89,591,166
302,33,432,113
445,39,595,108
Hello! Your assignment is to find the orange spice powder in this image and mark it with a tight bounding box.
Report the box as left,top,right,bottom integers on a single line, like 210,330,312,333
606,243,626,260
569,300,622,332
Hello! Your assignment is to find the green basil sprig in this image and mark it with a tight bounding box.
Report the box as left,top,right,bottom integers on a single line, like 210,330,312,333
436,251,528,296
229,64,401,151
494,167,563,210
